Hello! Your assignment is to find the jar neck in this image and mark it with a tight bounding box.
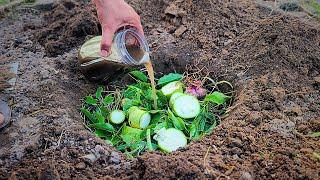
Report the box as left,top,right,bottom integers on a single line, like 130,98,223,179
114,28,150,65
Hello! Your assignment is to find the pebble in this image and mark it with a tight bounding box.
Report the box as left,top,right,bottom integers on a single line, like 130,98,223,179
82,154,98,163
314,76,320,83
94,145,105,154
174,25,188,37
230,138,243,148
231,147,242,156
40,70,50,80
75,162,86,170
224,39,233,46
123,162,131,170
109,151,121,164
241,172,253,180
222,49,229,55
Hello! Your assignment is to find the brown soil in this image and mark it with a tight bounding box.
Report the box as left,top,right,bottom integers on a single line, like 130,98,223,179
0,0,319,179
34,1,101,57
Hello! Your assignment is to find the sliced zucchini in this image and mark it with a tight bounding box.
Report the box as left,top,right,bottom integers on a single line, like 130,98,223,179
170,94,200,119
154,128,187,153
169,92,184,107
109,110,126,124
128,106,151,129
160,81,184,98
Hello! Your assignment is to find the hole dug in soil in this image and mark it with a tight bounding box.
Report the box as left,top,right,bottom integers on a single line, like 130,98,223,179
80,69,235,157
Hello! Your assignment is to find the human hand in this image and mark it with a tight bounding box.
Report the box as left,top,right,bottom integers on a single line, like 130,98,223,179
93,0,144,56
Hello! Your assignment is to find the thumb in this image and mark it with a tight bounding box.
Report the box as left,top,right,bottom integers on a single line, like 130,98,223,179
100,27,116,57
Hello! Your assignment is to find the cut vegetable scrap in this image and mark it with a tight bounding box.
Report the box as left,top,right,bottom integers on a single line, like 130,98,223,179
160,81,184,98
81,71,233,156
128,106,151,129
170,94,200,119
169,92,184,107
109,110,125,124
154,128,187,153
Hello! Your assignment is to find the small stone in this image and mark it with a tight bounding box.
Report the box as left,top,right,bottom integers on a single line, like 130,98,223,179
82,154,98,163
314,76,320,83
165,4,185,17
174,26,187,37
123,162,131,170
291,106,302,116
241,172,253,180
75,162,86,170
229,138,242,148
232,154,239,159
94,145,105,154
224,39,233,46
165,4,177,16
222,49,229,55
230,147,242,155
251,103,261,111
41,70,50,80
109,151,121,164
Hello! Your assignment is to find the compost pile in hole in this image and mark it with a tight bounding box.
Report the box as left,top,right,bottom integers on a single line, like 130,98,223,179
1,0,320,179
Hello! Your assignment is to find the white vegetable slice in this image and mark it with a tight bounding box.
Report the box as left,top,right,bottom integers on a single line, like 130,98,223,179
128,106,151,129
140,113,151,129
169,92,184,107
109,110,125,124
154,128,187,153
171,94,200,119
160,81,184,98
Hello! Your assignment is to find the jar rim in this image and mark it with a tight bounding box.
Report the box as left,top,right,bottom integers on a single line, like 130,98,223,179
118,28,150,65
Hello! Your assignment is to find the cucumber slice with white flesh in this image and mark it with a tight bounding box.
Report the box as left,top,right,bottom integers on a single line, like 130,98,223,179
128,106,151,129
154,128,187,153
109,110,125,124
169,92,184,107
170,94,200,119
160,81,184,98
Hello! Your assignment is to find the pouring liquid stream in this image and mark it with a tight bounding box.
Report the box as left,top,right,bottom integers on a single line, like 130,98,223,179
126,43,157,109
144,59,157,110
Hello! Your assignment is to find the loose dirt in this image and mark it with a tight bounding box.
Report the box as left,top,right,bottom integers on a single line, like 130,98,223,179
0,0,319,179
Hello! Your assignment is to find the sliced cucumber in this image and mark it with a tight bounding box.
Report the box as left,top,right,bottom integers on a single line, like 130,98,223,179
170,94,200,119
169,92,184,107
154,128,187,153
160,81,184,98
109,110,125,124
128,106,151,129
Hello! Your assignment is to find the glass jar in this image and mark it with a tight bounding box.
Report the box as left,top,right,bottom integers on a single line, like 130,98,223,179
79,28,150,82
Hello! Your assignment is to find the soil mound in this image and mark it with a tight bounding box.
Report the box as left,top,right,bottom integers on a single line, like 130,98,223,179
35,0,101,57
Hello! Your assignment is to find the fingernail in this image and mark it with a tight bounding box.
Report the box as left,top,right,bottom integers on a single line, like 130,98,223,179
101,50,108,57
